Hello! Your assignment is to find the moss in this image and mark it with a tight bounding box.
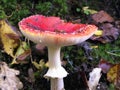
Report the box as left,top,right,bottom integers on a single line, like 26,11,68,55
0,0,68,25
91,37,120,64
35,0,68,17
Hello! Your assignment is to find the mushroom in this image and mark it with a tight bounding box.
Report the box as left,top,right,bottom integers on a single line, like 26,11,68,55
18,15,97,90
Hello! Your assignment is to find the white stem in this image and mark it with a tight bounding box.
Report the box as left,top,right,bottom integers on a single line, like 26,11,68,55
51,78,64,90
44,46,67,90
48,46,61,69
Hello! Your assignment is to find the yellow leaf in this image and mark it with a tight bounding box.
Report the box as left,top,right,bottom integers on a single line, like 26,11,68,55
83,6,98,15
0,20,20,57
32,61,40,69
94,30,103,36
32,59,48,70
91,45,98,49
107,64,120,89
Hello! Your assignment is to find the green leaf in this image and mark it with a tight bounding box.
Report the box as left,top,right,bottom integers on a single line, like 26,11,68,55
83,6,97,15
15,41,30,60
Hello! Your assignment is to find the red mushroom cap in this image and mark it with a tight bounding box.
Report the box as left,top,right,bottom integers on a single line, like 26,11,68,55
19,15,97,46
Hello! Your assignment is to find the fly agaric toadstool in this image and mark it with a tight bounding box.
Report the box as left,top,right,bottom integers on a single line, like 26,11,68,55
18,15,97,90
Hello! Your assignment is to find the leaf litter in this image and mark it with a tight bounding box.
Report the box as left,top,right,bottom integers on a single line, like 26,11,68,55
89,10,120,43
0,6,120,90
98,59,120,89
0,62,23,90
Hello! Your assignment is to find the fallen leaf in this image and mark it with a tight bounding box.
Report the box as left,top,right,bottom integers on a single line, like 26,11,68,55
0,20,20,57
91,23,119,43
0,62,23,90
91,45,98,49
88,68,102,90
11,41,31,64
32,59,47,70
83,6,98,15
91,10,114,23
98,59,113,73
101,23,119,40
94,30,103,36
32,61,40,69
15,41,31,60
107,64,120,89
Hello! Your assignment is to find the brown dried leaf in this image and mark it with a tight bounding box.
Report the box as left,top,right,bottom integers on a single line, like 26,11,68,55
91,23,119,43
16,49,31,61
98,59,113,73
107,64,120,89
0,62,23,89
101,23,119,39
92,10,114,23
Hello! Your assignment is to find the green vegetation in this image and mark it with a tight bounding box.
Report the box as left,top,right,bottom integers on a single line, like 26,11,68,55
0,0,68,25
93,37,120,64
36,0,68,16
0,0,31,24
